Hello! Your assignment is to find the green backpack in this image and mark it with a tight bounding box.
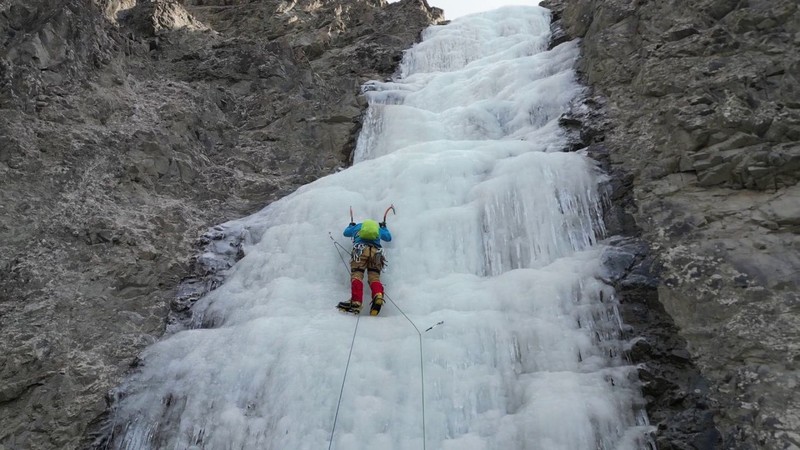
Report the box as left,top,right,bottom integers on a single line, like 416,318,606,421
358,220,380,240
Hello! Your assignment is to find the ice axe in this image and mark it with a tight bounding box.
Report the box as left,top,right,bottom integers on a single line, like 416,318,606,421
383,204,396,225
349,205,395,224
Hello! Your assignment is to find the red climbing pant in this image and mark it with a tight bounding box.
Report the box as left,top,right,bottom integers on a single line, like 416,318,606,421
349,245,385,303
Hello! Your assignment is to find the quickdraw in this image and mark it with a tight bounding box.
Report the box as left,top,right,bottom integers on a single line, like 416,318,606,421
352,243,367,261
351,243,386,268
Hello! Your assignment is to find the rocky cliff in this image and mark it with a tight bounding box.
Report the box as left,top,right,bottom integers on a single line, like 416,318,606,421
0,1,441,448
4,0,798,448
542,0,800,448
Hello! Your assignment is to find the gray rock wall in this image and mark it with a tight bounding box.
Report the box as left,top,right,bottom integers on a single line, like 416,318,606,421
542,0,800,448
6,0,797,448
0,1,441,448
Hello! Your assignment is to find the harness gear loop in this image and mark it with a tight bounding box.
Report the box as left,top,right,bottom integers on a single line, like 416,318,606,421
351,243,387,270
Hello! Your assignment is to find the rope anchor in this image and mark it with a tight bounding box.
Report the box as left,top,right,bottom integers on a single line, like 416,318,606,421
425,321,444,332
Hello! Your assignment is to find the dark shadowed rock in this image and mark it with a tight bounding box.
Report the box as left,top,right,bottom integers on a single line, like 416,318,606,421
542,0,800,448
0,1,441,448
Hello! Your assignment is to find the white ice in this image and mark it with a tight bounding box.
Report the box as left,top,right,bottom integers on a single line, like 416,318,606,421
109,6,653,450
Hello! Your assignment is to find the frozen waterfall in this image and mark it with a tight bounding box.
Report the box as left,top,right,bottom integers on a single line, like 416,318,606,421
106,6,654,450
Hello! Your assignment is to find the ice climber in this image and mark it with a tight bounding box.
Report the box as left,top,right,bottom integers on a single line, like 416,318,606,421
336,218,392,315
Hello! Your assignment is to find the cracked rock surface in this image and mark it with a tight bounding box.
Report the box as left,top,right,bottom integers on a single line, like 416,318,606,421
0,1,441,448
543,0,800,448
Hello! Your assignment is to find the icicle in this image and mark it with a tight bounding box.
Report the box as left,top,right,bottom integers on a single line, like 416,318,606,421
105,6,653,450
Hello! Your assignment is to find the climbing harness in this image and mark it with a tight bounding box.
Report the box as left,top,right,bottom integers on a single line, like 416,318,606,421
351,243,386,270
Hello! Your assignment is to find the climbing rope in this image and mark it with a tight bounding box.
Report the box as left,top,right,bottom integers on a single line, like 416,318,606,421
327,233,438,450
383,291,428,450
328,233,360,450
330,233,352,259
327,312,360,450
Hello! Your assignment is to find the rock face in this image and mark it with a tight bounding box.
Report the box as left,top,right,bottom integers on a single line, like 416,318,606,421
5,0,797,448
0,1,441,448
542,0,800,448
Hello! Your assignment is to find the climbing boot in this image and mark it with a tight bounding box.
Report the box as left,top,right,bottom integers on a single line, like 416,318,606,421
370,293,384,316
337,300,362,314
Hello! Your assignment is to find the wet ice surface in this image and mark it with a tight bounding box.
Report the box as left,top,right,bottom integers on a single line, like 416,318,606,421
109,6,653,450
